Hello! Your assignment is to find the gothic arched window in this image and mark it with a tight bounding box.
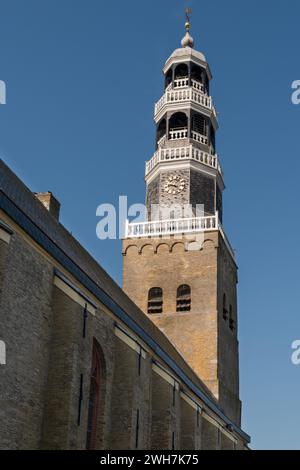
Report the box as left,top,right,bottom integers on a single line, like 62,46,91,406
223,293,228,321
86,340,103,450
176,285,191,312
148,287,163,314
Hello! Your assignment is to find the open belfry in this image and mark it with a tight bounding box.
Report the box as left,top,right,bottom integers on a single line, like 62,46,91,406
123,13,241,425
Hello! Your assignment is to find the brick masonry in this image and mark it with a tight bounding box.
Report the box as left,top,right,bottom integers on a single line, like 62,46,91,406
0,211,247,450
123,232,241,425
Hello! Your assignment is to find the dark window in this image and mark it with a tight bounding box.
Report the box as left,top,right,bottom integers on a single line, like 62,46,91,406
176,284,191,312
229,305,235,331
223,293,228,321
169,112,188,130
86,340,102,450
191,112,207,136
135,409,140,449
174,63,188,79
165,68,173,89
148,287,163,314
172,431,176,450
156,118,167,146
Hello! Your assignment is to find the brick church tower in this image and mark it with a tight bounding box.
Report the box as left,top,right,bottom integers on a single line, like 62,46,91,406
122,15,241,425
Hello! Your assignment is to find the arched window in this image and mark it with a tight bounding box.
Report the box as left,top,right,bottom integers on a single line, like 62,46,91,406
223,293,228,321
86,340,103,450
174,63,188,79
176,285,191,312
169,112,188,140
148,287,163,314
229,305,235,331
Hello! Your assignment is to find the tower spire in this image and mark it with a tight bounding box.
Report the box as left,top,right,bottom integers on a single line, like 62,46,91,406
181,7,194,48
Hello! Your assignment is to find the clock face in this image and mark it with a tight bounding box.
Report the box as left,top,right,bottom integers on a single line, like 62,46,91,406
163,175,186,195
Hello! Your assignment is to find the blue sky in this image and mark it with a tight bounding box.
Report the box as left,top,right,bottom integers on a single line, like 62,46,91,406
0,0,300,449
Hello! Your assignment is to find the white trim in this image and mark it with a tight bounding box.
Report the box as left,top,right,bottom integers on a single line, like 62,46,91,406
145,159,224,190
54,276,96,315
154,100,218,130
115,326,146,359
152,362,180,390
0,227,11,244
180,391,202,412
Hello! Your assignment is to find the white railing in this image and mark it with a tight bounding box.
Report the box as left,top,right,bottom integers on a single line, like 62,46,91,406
126,215,218,238
170,78,204,93
157,134,167,147
192,79,204,92
169,128,188,140
145,144,222,176
192,131,208,145
155,87,213,116
174,77,189,88
125,214,235,260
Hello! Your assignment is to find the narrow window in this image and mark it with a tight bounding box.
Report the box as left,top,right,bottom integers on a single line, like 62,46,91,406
135,409,140,449
197,406,200,428
86,340,102,450
172,383,176,406
82,303,88,338
138,347,142,376
223,293,228,321
147,287,163,314
176,285,191,312
172,431,176,450
77,374,83,426
229,305,235,331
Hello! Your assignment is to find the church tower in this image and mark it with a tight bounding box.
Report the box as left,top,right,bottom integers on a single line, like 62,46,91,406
122,14,241,425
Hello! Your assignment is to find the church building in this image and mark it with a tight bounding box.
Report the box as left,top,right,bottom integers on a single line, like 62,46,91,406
0,16,250,450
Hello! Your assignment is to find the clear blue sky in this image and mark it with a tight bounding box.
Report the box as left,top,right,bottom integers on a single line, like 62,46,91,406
0,0,300,450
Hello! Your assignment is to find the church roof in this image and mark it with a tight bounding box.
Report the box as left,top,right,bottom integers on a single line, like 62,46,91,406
0,158,250,442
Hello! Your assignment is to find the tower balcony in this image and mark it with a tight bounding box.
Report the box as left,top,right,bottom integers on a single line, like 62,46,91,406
154,86,217,121
124,214,235,260
145,144,222,177
166,78,205,93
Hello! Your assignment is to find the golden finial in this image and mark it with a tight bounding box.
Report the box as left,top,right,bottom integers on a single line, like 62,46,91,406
185,7,192,32
181,7,194,48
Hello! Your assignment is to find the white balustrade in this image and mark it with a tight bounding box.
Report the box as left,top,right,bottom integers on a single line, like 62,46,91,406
125,215,235,260
126,215,218,238
145,144,222,176
169,128,188,140
157,134,167,147
174,77,189,88
155,86,214,116
191,131,208,145
191,79,204,92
